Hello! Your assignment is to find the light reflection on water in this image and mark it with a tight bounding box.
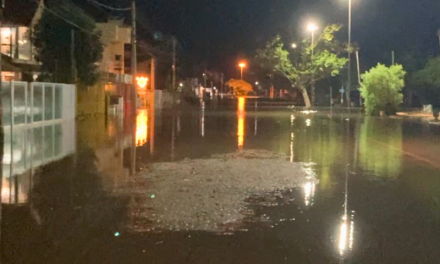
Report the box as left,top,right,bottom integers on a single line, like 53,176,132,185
136,109,148,146
2,105,440,263
237,98,246,149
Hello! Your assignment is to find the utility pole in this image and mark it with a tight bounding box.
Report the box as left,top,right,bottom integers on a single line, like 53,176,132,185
391,50,395,65
71,28,76,83
0,0,5,257
437,29,440,53
131,0,137,115
221,73,224,95
172,37,177,93
150,57,156,155
130,0,137,175
311,30,315,106
356,51,362,106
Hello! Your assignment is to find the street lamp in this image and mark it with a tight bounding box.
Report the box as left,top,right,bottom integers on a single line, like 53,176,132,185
307,23,318,57
202,73,207,87
291,43,297,49
136,76,148,90
307,23,318,106
238,62,246,79
347,0,352,107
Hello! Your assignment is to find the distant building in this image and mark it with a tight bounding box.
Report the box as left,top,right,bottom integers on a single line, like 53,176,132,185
96,19,132,83
0,0,44,81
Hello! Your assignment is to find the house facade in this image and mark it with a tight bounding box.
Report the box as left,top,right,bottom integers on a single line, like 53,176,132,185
96,19,132,83
1,0,44,81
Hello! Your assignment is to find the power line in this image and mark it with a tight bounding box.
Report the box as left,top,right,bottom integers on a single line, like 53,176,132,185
34,0,98,36
33,0,114,42
91,0,131,11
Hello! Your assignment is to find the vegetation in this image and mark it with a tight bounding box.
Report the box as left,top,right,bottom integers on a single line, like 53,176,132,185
413,57,440,120
255,24,348,108
359,64,406,115
359,118,402,178
32,1,103,86
226,79,254,96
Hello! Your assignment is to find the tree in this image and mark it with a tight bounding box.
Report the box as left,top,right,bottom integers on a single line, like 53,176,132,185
255,24,348,108
413,57,440,120
226,79,254,96
32,1,103,86
359,64,406,115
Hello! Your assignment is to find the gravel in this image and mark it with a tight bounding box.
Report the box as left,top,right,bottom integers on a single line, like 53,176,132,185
122,150,316,232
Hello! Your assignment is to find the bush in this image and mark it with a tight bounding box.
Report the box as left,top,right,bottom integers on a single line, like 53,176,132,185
360,64,406,115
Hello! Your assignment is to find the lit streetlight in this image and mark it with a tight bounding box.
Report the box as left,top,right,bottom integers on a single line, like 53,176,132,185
291,43,297,49
308,23,318,106
238,62,246,79
307,23,318,57
202,73,207,87
347,0,352,107
136,76,148,90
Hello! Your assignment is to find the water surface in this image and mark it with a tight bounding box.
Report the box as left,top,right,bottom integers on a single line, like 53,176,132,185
2,103,440,263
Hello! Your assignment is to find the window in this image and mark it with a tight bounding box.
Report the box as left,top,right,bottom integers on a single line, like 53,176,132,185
18,27,32,60
1,27,16,57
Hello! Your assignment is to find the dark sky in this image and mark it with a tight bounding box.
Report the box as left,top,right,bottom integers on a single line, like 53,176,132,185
137,0,440,76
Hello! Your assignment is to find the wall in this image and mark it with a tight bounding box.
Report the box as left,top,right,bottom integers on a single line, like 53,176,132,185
0,81,76,204
76,82,107,116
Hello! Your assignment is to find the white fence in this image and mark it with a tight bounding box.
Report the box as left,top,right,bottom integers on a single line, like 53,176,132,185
1,82,76,204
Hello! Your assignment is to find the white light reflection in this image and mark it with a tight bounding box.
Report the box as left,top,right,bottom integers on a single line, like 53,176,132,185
303,181,316,206
306,119,312,126
300,110,317,115
290,132,295,162
200,102,205,137
338,212,355,256
254,117,258,136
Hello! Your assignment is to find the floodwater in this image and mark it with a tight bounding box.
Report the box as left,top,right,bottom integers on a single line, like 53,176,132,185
2,100,440,263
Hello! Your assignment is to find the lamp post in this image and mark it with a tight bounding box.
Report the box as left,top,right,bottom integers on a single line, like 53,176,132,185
239,62,246,79
347,0,352,107
291,43,298,65
308,23,318,106
308,23,318,58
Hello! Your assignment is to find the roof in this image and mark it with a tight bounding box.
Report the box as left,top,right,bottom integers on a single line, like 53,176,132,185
2,0,41,26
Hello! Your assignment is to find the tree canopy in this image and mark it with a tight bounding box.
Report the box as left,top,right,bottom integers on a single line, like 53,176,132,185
412,56,440,118
255,24,348,108
359,64,406,115
226,79,254,96
414,57,440,88
32,0,103,86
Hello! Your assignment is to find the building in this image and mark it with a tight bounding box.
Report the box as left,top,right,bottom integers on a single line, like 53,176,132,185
93,19,135,117
0,0,44,81
96,19,132,83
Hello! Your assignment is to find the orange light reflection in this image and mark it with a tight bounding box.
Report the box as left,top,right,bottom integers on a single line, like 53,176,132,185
136,109,148,146
237,97,246,149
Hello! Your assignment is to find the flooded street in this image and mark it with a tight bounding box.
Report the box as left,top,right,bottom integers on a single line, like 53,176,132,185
2,101,440,264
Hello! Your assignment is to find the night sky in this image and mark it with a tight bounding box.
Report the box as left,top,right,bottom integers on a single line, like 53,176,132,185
81,0,440,78
137,0,440,76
